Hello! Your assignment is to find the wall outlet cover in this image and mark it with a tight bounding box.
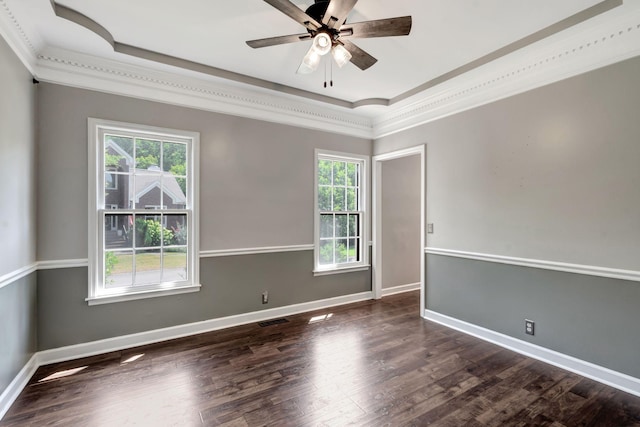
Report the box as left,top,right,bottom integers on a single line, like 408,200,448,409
525,319,535,336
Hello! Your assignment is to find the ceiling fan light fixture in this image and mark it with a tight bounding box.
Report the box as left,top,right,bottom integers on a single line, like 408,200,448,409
312,32,332,56
297,46,321,74
331,44,352,68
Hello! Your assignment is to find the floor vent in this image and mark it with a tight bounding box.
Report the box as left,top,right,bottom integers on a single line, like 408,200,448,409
258,318,289,327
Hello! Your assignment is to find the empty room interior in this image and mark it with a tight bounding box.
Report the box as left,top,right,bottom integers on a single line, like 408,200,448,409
1,0,640,425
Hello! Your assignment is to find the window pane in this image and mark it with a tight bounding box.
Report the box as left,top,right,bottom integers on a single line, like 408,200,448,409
335,214,348,238
165,214,187,245
163,249,187,282
347,162,357,186
333,161,346,186
318,159,332,185
105,135,133,169
319,240,334,265
104,175,132,209
163,142,187,199
162,142,187,174
162,175,187,209
320,214,333,239
105,251,133,289
134,250,161,285
346,187,357,211
347,238,359,263
333,187,345,211
335,239,348,264
135,217,164,248
135,174,162,209
105,214,133,249
318,186,331,211
105,171,117,190
135,139,161,170
349,215,359,237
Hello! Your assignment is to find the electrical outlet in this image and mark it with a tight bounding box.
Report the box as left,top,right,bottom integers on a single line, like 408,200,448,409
427,223,434,234
525,319,535,336
262,291,268,304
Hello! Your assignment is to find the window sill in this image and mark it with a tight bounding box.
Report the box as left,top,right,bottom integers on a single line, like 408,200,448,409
86,284,201,306
313,265,370,277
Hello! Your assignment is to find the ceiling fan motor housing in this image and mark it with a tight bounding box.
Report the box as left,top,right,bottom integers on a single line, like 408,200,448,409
306,0,331,23
305,0,339,41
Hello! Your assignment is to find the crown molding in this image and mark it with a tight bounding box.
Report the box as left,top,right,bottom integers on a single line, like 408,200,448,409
35,48,374,139
0,0,38,73
373,5,640,138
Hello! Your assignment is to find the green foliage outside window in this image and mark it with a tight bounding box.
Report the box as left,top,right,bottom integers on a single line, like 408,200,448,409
105,251,118,276
135,218,175,247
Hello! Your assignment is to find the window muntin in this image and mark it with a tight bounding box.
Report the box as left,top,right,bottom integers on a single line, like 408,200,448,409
89,119,199,303
315,151,368,272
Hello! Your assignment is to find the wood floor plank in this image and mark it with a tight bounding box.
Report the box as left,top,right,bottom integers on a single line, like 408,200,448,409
2,291,639,426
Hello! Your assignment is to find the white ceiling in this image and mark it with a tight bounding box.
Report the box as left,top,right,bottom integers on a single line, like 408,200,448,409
2,0,640,136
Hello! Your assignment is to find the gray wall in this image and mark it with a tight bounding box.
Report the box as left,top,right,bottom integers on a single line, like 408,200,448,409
375,57,640,377
37,83,371,260
427,254,640,378
0,275,38,391
0,36,38,393
0,39,37,277
36,83,372,349
38,253,370,349
376,57,640,272
381,155,421,289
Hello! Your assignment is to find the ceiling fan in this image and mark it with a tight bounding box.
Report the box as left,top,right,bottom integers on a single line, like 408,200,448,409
246,0,412,74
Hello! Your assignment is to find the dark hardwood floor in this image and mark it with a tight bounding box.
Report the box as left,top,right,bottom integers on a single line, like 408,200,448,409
2,291,640,426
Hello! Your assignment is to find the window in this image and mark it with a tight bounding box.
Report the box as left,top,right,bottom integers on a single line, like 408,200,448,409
314,149,369,274
88,119,200,304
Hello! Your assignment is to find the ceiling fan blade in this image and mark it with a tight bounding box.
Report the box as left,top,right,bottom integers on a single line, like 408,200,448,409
323,0,358,29
339,16,412,39
263,0,322,31
340,40,377,70
246,33,311,49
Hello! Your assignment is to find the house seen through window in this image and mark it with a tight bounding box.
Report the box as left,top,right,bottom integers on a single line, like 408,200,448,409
89,119,199,304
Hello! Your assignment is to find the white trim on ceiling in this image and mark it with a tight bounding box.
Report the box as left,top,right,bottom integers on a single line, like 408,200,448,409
0,1,639,139
35,48,375,139
374,7,640,138
0,0,38,73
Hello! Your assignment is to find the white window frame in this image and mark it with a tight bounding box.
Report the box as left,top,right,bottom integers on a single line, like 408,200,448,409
88,118,200,305
314,149,370,275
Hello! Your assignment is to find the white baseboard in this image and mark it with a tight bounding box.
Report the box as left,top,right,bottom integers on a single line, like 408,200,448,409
381,282,421,297
38,291,373,365
423,310,640,398
0,354,38,421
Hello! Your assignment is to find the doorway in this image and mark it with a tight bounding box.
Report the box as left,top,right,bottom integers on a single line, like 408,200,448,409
372,145,425,315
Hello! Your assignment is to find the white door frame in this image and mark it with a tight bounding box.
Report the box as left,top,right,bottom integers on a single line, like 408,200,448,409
372,145,426,316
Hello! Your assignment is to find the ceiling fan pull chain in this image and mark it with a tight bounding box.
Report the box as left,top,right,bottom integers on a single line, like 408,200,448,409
330,59,334,87
324,60,327,88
